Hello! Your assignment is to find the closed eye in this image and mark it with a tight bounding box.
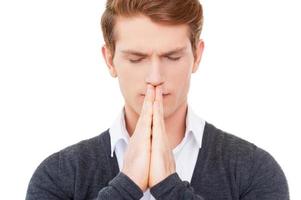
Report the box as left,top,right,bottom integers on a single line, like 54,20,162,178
129,58,144,63
129,56,181,64
167,56,181,61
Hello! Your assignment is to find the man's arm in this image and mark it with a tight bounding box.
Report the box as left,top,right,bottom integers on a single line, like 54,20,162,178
98,172,206,200
239,147,289,200
148,147,289,200
26,153,144,200
25,153,72,200
96,172,143,200
93,172,208,200
150,172,205,200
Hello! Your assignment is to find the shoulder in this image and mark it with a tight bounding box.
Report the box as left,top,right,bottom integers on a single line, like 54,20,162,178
204,121,283,168
204,122,289,198
58,129,110,161
31,129,111,182
203,122,257,158
45,128,110,168
26,129,111,198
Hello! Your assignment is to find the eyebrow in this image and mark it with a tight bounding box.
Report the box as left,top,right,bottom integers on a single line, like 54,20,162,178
121,46,187,57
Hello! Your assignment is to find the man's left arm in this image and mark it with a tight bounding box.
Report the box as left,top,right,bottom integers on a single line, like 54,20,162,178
149,172,205,200
239,147,290,200
149,147,290,200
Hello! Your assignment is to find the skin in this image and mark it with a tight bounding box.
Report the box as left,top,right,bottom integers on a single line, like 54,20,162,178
102,14,204,191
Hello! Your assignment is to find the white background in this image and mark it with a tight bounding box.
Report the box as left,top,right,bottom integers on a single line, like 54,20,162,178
0,0,300,199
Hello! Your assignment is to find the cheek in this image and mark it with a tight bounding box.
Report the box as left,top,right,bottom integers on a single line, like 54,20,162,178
167,58,192,82
115,64,145,100
167,61,192,97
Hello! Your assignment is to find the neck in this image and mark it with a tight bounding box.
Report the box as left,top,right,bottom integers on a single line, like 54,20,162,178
124,101,188,150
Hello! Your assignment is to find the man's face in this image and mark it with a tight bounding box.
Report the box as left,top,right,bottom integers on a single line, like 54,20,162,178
104,15,203,118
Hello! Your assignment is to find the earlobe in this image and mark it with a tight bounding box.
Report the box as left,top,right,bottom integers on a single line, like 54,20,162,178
192,39,205,73
101,45,118,78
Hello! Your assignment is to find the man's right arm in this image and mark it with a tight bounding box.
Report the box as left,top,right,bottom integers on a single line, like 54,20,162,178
96,172,143,199
26,153,144,200
25,153,72,200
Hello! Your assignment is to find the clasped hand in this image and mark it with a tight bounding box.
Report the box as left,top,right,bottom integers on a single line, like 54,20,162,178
121,84,176,192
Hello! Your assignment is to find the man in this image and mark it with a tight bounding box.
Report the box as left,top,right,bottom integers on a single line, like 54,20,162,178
26,0,289,199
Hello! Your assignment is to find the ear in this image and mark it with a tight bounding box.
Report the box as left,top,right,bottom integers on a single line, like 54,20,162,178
192,39,205,73
101,45,117,78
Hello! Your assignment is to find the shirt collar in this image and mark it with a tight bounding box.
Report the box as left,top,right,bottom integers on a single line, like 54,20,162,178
109,104,205,157
109,106,130,157
185,104,205,149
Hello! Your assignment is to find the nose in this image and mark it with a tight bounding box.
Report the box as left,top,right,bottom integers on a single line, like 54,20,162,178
145,58,165,87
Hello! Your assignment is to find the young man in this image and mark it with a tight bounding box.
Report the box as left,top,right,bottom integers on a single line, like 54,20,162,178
26,0,289,199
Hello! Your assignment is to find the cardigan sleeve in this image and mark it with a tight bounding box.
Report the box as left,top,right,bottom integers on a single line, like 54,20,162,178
25,152,73,200
149,147,290,200
96,172,144,200
26,153,144,200
149,172,205,200
239,147,290,200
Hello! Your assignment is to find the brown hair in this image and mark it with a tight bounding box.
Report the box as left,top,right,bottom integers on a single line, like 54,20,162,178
101,0,204,60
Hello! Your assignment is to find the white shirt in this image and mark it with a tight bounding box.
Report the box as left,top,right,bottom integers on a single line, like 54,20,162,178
109,104,206,200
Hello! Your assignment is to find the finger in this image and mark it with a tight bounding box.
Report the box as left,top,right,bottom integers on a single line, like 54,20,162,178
155,85,164,116
153,87,164,136
153,101,160,132
155,85,162,102
136,84,154,134
155,86,164,128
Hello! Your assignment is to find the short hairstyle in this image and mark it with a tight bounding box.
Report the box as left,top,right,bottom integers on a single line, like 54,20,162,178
101,0,204,60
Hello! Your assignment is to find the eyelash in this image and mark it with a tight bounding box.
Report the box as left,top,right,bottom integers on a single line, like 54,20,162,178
129,57,181,63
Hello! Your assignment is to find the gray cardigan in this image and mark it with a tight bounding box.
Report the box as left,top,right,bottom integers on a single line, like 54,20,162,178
25,122,289,199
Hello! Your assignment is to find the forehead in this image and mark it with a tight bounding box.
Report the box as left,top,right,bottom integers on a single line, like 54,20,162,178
114,15,190,54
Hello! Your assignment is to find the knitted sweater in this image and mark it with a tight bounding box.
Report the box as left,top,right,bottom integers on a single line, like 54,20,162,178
25,122,289,199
